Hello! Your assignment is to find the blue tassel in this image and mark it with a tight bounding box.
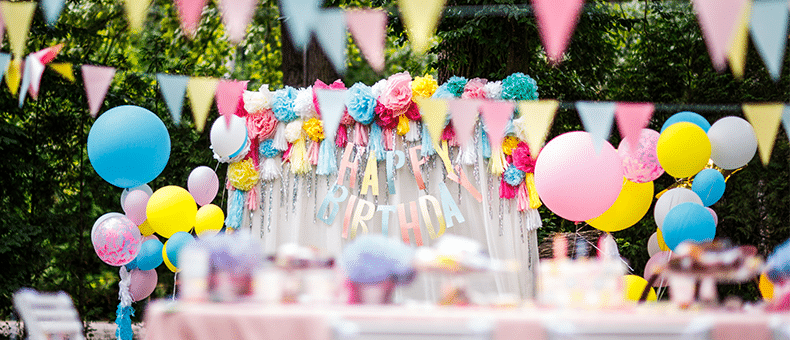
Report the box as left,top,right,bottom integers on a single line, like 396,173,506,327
369,124,386,161
115,304,134,340
316,139,337,175
224,189,245,229
480,128,491,159
420,123,435,157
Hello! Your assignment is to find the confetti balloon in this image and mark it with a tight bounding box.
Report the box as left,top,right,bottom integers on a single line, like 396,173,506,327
618,129,664,183
91,215,143,266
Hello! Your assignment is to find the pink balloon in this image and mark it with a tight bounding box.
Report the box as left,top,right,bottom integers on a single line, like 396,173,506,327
706,207,718,225
644,251,673,287
618,129,664,183
129,269,158,302
91,215,142,266
123,190,149,225
188,166,219,206
534,131,624,222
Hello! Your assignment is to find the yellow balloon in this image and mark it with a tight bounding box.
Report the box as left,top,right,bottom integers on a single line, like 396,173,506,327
624,275,656,302
759,273,774,300
137,219,155,236
656,122,711,178
195,204,224,238
146,185,197,238
656,228,669,251
162,241,178,272
587,179,654,232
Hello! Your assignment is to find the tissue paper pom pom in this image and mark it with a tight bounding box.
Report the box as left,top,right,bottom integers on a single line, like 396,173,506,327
379,72,413,115
445,76,468,98
504,165,526,186
285,120,304,143
272,86,298,122
512,142,535,173
227,159,259,191
462,78,487,99
346,83,377,125
246,109,278,140
484,81,502,99
431,84,455,99
259,139,281,158
370,79,387,98
501,73,538,100
404,102,421,121
502,136,520,155
412,74,438,99
294,87,317,119
303,117,324,141
375,104,399,129
243,86,273,114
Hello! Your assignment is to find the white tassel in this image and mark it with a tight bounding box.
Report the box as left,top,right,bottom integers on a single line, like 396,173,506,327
272,122,288,151
525,208,542,231
454,142,477,165
260,157,282,182
118,267,133,306
404,120,420,142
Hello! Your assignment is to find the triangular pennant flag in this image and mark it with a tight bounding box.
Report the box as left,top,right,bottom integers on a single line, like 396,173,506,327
346,9,386,73
727,0,752,79
280,0,321,50
743,103,784,165
157,74,189,125
187,77,218,132
48,62,75,82
6,59,22,96
18,55,34,107
782,105,790,142
398,0,447,54
531,0,585,64
576,101,616,153
19,54,45,106
315,9,348,74
31,44,63,65
218,0,257,44
315,88,348,142
749,0,789,81
692,0,749,71
40,0,66,26
123,0,152,33
615,102,654,151
174,0,208,38
514,100,559,159
0,9,5,46
81,65,116,118
479,100,515,150
215,79,247,126
448,98,481,148
415,97,449,147
0,53,10,83
0,1,37,58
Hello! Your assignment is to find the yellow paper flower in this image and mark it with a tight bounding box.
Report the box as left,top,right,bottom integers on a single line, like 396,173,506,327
502,136,520,155
227,159,259,191
396,115,410,135
411,74,438,99
303,117,324,141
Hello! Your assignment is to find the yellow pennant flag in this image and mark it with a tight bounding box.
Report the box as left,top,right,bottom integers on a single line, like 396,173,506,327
514,99,558,159
187,77,219,132
6,58,21,95
743,103,783,165
414,97,448,147
48,63,75,82
124,0,152,33
398,0,446,54
727,0,752,79
0,1,37,58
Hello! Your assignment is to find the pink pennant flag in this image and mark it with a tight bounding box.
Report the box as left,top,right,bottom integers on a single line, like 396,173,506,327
81,65,116,118
692,0,749,71
615,102,654,152
215,79,247,126
531,0,585,64
448,98,481,148
346,9,386,73
479,100,515,150
174,0,207,38
26,55,45,101
218,0,257,44
0,9,5,47
31,44,63,64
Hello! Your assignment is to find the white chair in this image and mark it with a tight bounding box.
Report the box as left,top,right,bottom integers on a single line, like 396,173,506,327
12,288,84,340
332,317,493,340
543,316,712,340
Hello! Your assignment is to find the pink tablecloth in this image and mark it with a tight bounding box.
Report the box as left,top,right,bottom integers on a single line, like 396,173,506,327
144,301,787,340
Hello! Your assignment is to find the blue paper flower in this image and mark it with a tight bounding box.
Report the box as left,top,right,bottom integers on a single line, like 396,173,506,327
501,72,538,101
272,86,298,122
504,165,526,186
346,83,377,125
431,83,455,99
445,76,468,98
259,139,281,158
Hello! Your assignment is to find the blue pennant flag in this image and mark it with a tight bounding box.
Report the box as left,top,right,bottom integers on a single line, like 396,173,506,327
750,0,790,81
40,0,66,26
576,101,616,153
157,73,189,125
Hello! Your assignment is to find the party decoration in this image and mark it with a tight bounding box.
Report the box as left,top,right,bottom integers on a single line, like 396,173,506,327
586,179,653,233
315,88,348,141
346,9,386,72
188,166,219,206
615,102,654,150
618,129,663,183
157,73,189,125
0,10,3,46
749,0,788,81
398,0,447,54
534,131,623,222
447,98,481,148
87,105,171,188
91,215,143,266
120,184,153,211
656,228,669,252
784,106,790,143
81,65,116,117
215,79,247,125
48,62,75,82
93,212,125,234
146,186,197,238
187,77,219,131
123,0,152,33
0,1,36,57
707,116,757,169
209,114,248,161
660,202,716,251
706,207,718,225
280,0,321,49
644,251,672,288
691,168,725,206
0,53,9,83
122,190,150,226
480,100,515,175
162,231,196,272
743,103,783,165
576,101,616,153
315,9,347,74
760,273,774,300
624,275,656,301
195,204,224,237
218,0,257,43
135,238,164,271
174,0,207,38
656,122,711,178
727,0,751,79
660,111,710,133
128,269,157,302
531,0,585,64
5,59,20,95
415,97,449,147
647,232,661,257
18,54,44,107
654,188,703,229
691,0,750,71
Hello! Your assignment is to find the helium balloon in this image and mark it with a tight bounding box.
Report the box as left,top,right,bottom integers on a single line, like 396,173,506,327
660,111,711,133
135,238,164,271
623,275,656,302
93,212,125,233
692,168,725,206
210,115,248,159
707,116,757,170
618,129,664,183
587,179,654,232
654,188,703,229
647,232,661,257
760,273,774,300
188,166,219,206
128,269,158,302
87,106,171,188
534,131,624,222
657,122,711,178
644,251,672,288
122,190,150,225
660,202,716,251
656,228,669,251
120,184,153,211
194,204,224,237
146,186,197,238
162,231,195,272
138,220,155,236
706,207,718,225
91,215,143,266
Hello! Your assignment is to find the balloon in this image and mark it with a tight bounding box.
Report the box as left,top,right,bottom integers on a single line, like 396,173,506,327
692,169,725,206
760,273,774,300
534,131,624,222
660,111,711,133
93,212,125,233
587,179,653,232
644,251,673,288
128,269,158,302
707,116,757,170
647,232,661,257
661,202,716,251
135,238,164,271
654,188,703,229
91,215,143,266
188,166,219,206
656,122,711,178
706,207,718,225
138,220,155,236
87,106,171,188
210,115,248,159
194,204,224,237
618,129,664,183
123,190,150,225
125,257,138,271
120,184,153,211
623,275,656,302
656,228,669,251
162,231,195,272
146,186,197,238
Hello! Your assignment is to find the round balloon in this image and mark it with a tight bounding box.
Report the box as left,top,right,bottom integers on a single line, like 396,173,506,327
660,111,711,133
656,228,669,252
707,116,757,170
135,238,164,271
654,188,703,229
692,168,725,206
93,212,125,234
623,275,656,302
759,273,774,300
618,129,664,183
128,269,158,302
146,186,197,238
162,231,195,272
660,202,716,251
587,179,654,232
647,232,661,257
644,251,673,287
188,166,219,206
138,220,155,236
91,215,143,266
706,207,718,225
123,190,150,225
87,106,171,188
534,131,624,222
210,115,248,159
120,184,153,211
194,204,224,237
657,122,711,178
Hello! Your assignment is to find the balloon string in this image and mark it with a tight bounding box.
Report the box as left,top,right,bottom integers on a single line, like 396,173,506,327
573,228,635,273
172,272,178,301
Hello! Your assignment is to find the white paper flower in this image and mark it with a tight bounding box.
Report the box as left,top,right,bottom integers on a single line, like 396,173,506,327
484,81,503,100
370,79,388,99
284,120,304,143
293,87,316,119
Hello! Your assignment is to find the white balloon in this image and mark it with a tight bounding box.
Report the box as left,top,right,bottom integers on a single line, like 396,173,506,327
91,212,124,245
654,188,703,229
647,232,661,257
707,116,757,169
210,115,248,159
120,184,153,211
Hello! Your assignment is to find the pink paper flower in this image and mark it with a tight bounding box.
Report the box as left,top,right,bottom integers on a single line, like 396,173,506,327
512,142,535,173
375,102,399,129
378,72,413,115
246,109,278,140
462,78,488,99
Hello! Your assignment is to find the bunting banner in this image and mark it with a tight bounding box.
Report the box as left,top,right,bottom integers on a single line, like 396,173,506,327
174,0,208,38
415,97,449,147
743,103,783,165
81,65,117,118
0,1,37,58
157,74,190,125
727,0,751,79
215,79,247,126
280,0,321,50
749,0,789,81
0,9,4,46
346,9,387,73
18,54,44,107
49,62,75,82
315,9,348,74
124,0,152,33
0,53,10,83
576,101,616,153
615,102,654,152
783,105,790,143
315,88,348,142
6,59,21,95
448,98,481,148
218,0,257,44
187,77,219,132
398,0,447,54
531,0,585,64
40,0,66,26
692,0,749,71
514,100,558,159
479,100,515,150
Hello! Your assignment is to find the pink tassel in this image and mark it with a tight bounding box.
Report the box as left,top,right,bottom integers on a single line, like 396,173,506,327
307,140,320,165
517,182,529,212
354,123,369,146
383,128,394,150
226,178,233,191
336,124,348,148
283,143,293,163
441,123,455,145
499,178,517,199
248,138,260,169
246,185,258,211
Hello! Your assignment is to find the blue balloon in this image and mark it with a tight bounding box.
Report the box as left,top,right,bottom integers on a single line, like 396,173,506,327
660,111,711,133
136,239,164,271
661,202,716,251
165,232,195,269
692,169,726,206
124,257,138,271
87,106,171,188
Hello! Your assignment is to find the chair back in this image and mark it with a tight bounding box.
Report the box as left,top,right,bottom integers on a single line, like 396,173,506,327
12,289,84,340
